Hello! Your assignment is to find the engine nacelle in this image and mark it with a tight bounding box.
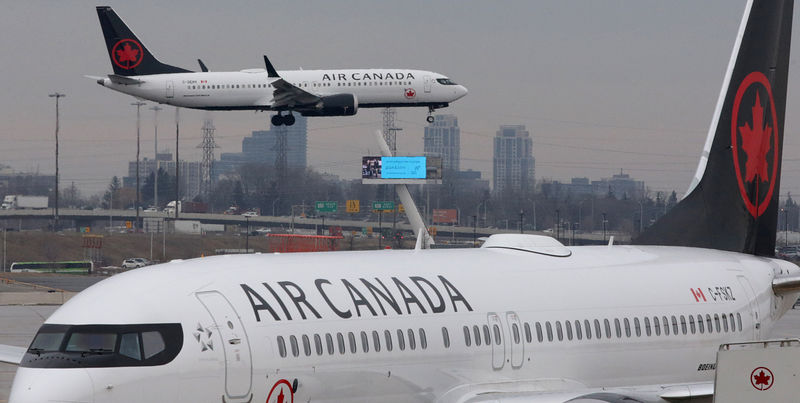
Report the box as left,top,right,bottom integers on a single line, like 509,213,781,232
300,94,358,116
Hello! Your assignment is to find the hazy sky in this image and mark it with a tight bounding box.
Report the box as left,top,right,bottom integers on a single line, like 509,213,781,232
2,1,800,200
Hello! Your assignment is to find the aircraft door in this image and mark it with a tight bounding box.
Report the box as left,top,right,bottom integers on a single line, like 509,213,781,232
166,81,174,98
737,276,761,339
488,312,505,370
196,291,253,401
424,76,432,93
506,312,524,369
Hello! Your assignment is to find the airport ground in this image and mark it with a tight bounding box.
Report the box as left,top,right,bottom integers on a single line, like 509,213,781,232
2,274,800,402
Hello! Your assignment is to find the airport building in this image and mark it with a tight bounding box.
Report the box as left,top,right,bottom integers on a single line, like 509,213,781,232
424,115,460,172
215,115,308,176
492,125,535,194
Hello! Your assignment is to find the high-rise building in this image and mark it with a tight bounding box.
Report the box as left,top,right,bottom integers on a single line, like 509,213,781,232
125,153,203,200
493,125,535,194
424,115,460,172
216,115,308,175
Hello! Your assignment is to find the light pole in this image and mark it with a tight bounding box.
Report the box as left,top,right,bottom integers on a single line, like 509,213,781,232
602,212,608,242
272,198,280,216
150,105,162,209
637,200,644,234
49,92,65,231
132,101,146,231
174,107,180,220
519,210,524,234
245,216,250,252
472,215,477,247
555,209,560,241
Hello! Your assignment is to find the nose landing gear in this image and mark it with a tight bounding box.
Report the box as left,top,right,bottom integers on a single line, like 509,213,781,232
426,106,436,123
271,112,296,127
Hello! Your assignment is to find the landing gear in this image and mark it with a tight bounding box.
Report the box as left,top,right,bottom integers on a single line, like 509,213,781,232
271,112,296,127
426,106,436,123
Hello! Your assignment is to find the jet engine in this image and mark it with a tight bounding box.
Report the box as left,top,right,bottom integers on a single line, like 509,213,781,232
300,94,358,116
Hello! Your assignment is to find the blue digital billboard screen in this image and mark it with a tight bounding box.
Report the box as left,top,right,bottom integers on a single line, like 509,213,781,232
381,157,426,179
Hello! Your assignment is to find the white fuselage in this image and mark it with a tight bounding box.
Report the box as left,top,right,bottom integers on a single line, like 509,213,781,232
98,69,468,111
8,243,800,402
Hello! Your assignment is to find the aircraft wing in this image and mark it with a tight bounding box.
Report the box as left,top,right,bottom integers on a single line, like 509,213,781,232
451,382,713,402
263,55,320,109
0,344,26,365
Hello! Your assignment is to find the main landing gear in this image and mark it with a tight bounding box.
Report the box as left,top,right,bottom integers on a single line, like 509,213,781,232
426,106,436,123
271,112,296,127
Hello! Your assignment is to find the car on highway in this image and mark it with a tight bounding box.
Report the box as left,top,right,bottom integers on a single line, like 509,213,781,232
241,211,259,217
121,258,151,269
143,206,159,213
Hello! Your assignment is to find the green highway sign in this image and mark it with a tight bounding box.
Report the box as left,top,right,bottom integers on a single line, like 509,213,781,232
315,201,338,213
372,201,395,211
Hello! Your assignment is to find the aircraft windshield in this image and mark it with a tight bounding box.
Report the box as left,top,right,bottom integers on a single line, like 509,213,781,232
436,78,458,85
22,323,182,368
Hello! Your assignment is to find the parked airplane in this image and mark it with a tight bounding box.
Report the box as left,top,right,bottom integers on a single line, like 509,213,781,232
90,6,468,126
3,0,797,402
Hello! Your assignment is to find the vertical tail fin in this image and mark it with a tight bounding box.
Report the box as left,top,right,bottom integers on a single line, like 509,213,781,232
636,0,793,256
96,6,191,76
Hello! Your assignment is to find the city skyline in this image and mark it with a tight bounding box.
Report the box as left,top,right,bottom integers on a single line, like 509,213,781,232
3,1,800,199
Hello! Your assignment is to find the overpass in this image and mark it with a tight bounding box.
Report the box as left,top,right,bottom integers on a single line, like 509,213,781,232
0,209,631,245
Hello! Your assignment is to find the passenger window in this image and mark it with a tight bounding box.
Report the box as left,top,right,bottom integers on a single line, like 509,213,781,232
594,319,601,339
337,333,345,354
372,331,381,352
644,317,651,336
633,318,641,337
623,318,630,338
604,319,611,339
653,316,661,336
737,313,742,331
564,321,573,341
493,324,501,345
556,321,563,341
697,314,705,333
536,322,543,342
680,315,687,335
302,335,311,356
689,315,696,334
360,331,369,353
419,328,427,350
348,332,357,354
442,327,450,348
729,314,736,331
397,329,406,351
325,333,334,355
483,325,491,344
722,314,729,332
119,333,141,360
513,323,521,343
463,326,471,347
670,316,678,335
141,331,165,359
714,314,721,333
613,319,621,338
524,323,532,343
385,330,393,351
290,335,299,357
662,316,670,336
706,314,713,333
546,322,553,342
473,325,481,346
276,336,286,358
314,334,323,355
407,329,416,350
584,320,592,340
574,320,582,340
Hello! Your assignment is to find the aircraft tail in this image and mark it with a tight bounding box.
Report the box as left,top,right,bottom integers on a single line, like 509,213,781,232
636,0,793,256
96,6,191,76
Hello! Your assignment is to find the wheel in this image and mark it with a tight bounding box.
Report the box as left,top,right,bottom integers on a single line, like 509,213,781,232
426,115,435,123
285,114,296,126
271,114,283,126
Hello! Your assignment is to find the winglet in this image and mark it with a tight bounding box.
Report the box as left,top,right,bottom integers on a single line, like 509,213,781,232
197,59,209,72
0,344,26,365
263,55,279,78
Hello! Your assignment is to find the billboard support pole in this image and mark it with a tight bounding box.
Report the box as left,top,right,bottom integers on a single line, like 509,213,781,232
373,130,434,249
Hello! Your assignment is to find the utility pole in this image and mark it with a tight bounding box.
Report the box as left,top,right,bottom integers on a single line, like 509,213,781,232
602,212,608,242
132,101,146,231
150,105,162,208
49,92,65,231
174,107,180,220
519,210,524,234
472,215,477,247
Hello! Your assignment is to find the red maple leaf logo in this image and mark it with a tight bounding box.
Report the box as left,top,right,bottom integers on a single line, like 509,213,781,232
405,88,416,99
116,43,139,64
738,93,772,183
276,389,284,403
754,370,771,387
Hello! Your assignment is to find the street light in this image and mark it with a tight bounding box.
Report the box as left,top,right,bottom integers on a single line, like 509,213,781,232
132,101,147,231
602,212,608,242
245,216,250,252
49,92,65,231
149,105,162,209
519,210,524,234
472,215,477,247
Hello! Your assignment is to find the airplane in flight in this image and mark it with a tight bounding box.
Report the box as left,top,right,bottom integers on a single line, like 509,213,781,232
89,6,468,126
3,0,798,402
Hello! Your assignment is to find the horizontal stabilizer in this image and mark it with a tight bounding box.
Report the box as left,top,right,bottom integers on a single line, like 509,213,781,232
108,74,144,85
0,344,26,365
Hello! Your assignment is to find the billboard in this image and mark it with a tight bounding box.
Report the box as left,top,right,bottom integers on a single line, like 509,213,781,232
432,209,458,224
362,156,443,184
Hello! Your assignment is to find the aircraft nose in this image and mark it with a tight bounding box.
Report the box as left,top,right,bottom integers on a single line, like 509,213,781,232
455,85,468,100
9,367,94,403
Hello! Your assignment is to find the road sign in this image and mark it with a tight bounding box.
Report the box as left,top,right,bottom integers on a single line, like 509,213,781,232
346,200,360,213
372,201,395,211
315,201,338,213
125,221,132,229
398,204,405,213
429,226,437,236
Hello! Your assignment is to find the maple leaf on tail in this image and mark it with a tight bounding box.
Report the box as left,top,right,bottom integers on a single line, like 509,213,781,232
738,93,772,183
116,43,139,64
754,370,771,387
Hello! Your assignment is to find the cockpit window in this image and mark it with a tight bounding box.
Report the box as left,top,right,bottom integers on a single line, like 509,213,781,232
21,323,182,368
436,78,457,85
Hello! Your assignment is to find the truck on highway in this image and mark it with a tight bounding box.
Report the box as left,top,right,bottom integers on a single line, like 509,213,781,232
1,195,48,210
164,200,208,215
